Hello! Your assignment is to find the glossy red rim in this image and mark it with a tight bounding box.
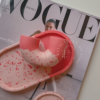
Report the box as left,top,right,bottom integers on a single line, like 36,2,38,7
34,30,75,78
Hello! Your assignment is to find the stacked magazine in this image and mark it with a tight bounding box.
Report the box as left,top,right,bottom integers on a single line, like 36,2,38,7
0,0,100,100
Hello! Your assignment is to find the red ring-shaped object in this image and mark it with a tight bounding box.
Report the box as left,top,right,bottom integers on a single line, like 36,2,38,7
20,30,74,78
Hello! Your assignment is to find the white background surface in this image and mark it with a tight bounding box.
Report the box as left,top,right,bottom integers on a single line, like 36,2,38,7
51,0,100,100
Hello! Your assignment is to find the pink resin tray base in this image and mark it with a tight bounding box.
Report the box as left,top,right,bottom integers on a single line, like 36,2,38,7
0,30,74,92
34,91,65,100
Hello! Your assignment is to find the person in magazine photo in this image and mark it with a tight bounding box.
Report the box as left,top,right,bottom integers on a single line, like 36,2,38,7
30,19,56,37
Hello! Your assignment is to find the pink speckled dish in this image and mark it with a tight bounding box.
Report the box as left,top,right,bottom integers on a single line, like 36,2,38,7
34,91,65,100
0,30,74,92
20,36,68,67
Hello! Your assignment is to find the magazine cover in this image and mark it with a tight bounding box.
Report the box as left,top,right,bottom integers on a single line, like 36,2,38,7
0,0,100,100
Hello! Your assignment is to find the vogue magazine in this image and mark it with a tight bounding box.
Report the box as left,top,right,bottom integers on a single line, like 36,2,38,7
0,0,100,100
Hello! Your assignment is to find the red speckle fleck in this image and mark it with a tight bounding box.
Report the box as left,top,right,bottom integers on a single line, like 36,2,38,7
16,58,17,59
0,79,1,80
12,62,16,65
4,65,6,67
22,59,24,61
28,71,32,75
6,61,10,64
37,56,39,58
17,62,21,64
16,51,20,55
41,63,43,65
0,63,1,65
12,55,14,57
16,68,19,70
30,73,32,75
50,61,53,63
32,52,34,54
16,83,18,85
5,82,12,87
45,71,47,73
34,70,36,72
24,86,26,88
9,68,11,71
28,64,32,69
23,78,25,80
12,62,14,65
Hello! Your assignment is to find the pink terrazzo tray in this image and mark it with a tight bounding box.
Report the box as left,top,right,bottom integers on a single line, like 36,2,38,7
0,30,74,92
34,91,65,100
